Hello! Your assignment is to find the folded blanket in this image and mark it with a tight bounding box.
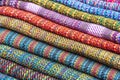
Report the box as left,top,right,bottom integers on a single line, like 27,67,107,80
0,72,17,80
0,44,98,80
0,57,57,80
22,0,120,32
1,27,120,80
1,1,120,48
0,16,119,70
51,0,120,21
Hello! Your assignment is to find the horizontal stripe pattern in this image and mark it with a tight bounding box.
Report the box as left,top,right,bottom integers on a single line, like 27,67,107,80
0,44,98,80
1,1,120,50
23,0,120,32
0,15,120,70
0,27,120,80
51,0,120,21
0,57,57,80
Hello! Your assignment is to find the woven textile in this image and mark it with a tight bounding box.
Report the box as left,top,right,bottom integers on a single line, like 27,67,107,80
22,0,120,32
1,1,120,47
0,16,120,70
0,44,98,80
3,0,120,20
0,72,17,80
0,9,120,54
51,0,120,21
76,0,120,12
1,27,120,80
0,57,57,80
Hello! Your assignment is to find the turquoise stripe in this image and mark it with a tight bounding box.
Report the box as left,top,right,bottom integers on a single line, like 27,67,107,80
86,61,95,74
4,31,14,45
70,55,78,67
50,48,62,61
114,72,120,80
0,27,5,33
9,33,18,46
19,37,26,50
24,37,32,51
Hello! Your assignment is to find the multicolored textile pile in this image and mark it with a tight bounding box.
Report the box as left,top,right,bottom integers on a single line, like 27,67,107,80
0,0,120,80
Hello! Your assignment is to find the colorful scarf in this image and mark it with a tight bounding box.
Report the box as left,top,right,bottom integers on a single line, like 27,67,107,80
0,16,119,70
0,44,98,80
1,27,120,80
51,0,120,21
0,57,57,80
22,0,120,32
1,1,120,47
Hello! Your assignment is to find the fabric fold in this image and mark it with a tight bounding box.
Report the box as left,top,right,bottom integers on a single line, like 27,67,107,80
0,16,119,70
1,1,120,49
0,44,98,80
51,0,120,21
0,57,57,80
22,0,120,32
0,27,120,80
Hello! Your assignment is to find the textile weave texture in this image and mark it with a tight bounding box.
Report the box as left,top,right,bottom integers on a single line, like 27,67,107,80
0,44,98,80
0,7,120,54
0,57,57,80
0,15,119,70
1,0,120,47
0,27,120,80
0,0,120,79
51,0,120,21
23,0,120,32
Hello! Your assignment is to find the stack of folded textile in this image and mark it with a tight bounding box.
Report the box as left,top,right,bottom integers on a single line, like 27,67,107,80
0,0,120,80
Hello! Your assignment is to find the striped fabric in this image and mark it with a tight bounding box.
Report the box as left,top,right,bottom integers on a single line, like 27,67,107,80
1,27,120,80
0,44,98,80
76,0,120,12
51,0,120,21
0,72,17,80
1,1,120,48
0,0,120,79
0,57,57,80
22,0,120,32
0,16,120,70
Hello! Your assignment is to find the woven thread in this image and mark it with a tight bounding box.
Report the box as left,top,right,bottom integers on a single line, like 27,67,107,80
1,27,120,80
1,1,120,49
22,0,120,32
0,15,120,70
51,0,120,21
0,44,98,80
0,57,57,80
